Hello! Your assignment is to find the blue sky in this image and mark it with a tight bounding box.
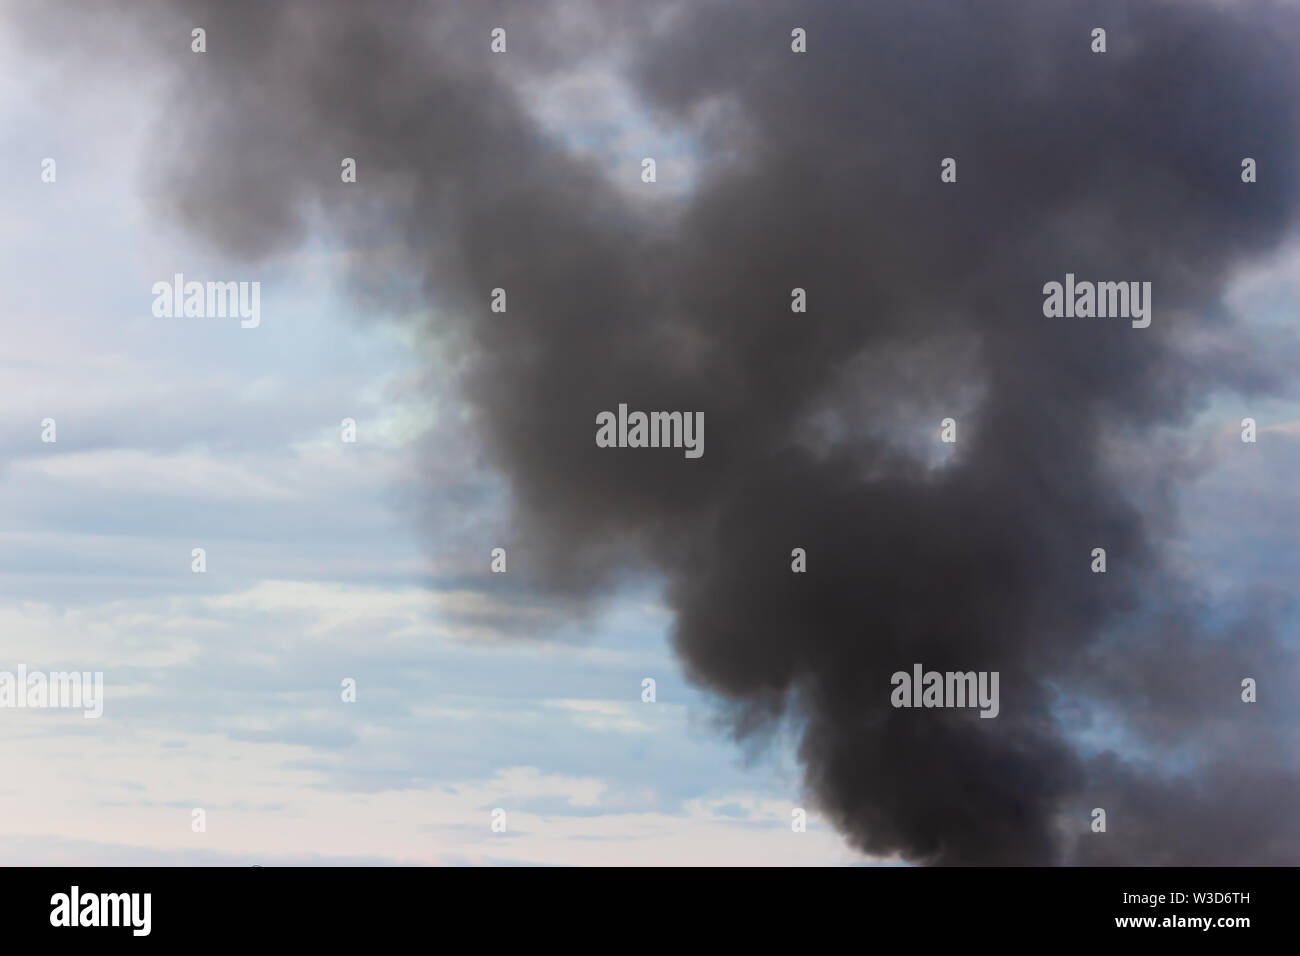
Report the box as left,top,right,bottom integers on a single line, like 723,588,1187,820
0,34,873,865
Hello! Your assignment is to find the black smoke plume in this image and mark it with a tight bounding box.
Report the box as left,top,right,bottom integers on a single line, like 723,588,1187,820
14,0,1300,863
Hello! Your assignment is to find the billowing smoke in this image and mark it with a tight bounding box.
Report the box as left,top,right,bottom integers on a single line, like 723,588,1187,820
15,0,1300,862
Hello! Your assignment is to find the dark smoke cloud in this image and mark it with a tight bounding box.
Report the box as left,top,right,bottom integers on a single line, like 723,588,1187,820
14,0,1300,862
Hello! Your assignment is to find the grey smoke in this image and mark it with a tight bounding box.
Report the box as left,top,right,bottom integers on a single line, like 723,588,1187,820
12,0,1300,863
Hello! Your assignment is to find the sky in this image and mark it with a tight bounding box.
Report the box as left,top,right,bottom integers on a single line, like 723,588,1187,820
0,2,864,866
2,0,1299,866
